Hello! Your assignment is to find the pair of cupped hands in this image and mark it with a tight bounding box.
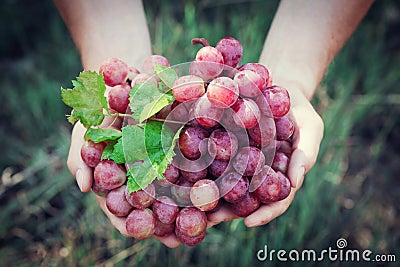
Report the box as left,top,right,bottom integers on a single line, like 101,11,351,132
67,75,323,248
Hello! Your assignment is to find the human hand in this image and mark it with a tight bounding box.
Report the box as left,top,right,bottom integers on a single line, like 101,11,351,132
66,118,182,248
207,85,324,227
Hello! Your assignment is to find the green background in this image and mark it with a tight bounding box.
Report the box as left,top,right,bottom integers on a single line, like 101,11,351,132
0,0,399,266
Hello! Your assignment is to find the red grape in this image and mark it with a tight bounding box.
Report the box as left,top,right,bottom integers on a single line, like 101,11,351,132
108,84,131,113
91,179,109,197
178,126,209,160
206,77,239,108
155,163,180,187
234,69,265,98
191,46,224,80
231,98,260,129
248,116,276,147
208,159,230,178
193,95,224,128
171,178,193,205
126,208,156,240
93,160,126,190
215,36,243,68
272,151,290,174
175,207,207,237
231,192,260,217
131,73,158,87
218,172,249,203
258,86,290,118
81,140,106,168
152,196,179,224
172,75,205,103
238,63,272,87
125,183,156,209
208,129,238,161
127,66,140,82
106,185,133,217
190,179,220,211
276,171,291,201
141,55,170,74
179,159,208,183
251,166,282,203
233,146,265,176
275,115,294,141
99,58,129,87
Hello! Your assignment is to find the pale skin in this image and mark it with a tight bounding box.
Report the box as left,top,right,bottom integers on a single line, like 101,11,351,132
54,0,373,248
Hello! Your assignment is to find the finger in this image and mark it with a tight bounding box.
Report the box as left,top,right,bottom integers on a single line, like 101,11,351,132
95,195,131,237
244,190,296,227
289,112,323,188
206,203,239,226
153,234,181,248
67,122,93,192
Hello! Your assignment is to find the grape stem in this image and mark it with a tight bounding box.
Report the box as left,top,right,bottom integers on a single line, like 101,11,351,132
109,112,187,125
191,38,210,47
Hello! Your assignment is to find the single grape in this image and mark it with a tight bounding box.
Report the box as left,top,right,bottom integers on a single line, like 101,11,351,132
276,171,291,201
127,66,140,82
126,208,156,240
233,146,265,176
275,115,294,141
234,69,265,98
171,178,193,205
218,172,249,203
125,183,156,209
251,165,282,203
106,185,133,217
191,46,224,80
206,77,239,108
232,98,260,129
175,227,206,246
231,192,260,217
175,207,207,237
215,36,243,68
257,86,290,118
172,75,205,103
91,179,109,197
141,55,170,74
99,58,129,87
93,160,126,190
248,116,276,147
208,159,230,178
179,159,208,183
131,73,158,87
219,106,244,132
208,129,238,161
276,140,293,156
154,220,175,237
190,179,220,211
152,196,180,224
178,126,209,160
238,63,272,87
272,151,290,174
108,84,131,113
155,163,180,187
193,95,224,128
81,140,106,168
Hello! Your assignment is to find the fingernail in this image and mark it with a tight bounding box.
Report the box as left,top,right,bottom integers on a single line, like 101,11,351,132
76,168,84,191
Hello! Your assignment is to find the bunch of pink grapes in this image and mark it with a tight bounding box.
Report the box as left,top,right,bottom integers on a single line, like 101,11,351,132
81,36,295,246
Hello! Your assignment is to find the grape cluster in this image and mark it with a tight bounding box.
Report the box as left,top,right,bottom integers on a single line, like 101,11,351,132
80,36,295,246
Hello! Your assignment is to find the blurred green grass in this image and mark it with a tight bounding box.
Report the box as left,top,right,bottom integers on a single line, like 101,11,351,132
0,0,399,266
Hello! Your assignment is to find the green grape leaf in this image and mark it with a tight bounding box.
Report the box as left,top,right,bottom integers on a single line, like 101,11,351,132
153,62,178,89
61,71,108,128
129,82,175,124
124,122,183,192
85,128,122,143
